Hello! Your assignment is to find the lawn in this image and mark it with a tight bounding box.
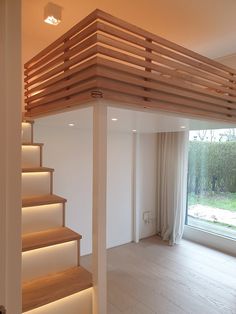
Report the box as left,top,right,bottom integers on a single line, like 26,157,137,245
188,193,236,212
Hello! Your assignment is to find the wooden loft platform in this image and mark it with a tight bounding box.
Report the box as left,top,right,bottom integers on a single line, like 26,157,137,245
25,9,236,122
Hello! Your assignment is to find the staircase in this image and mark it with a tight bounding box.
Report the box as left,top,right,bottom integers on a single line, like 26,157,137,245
21,121,93,314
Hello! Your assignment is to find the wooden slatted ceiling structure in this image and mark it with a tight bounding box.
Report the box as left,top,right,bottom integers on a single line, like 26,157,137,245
24,9,236,122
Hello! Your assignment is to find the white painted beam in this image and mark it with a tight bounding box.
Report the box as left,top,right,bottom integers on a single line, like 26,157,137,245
132,133,141,243
132,133,139,243
92,101,107,314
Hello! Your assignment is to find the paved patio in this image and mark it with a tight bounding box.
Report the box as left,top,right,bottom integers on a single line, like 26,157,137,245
188,204,236,239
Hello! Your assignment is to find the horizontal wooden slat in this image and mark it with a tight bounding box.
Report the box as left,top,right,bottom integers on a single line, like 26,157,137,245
24,9,236,123
25,57,97,97
25,45,98,87
26,66,97,104
26,68,98,108
97,57,214,93
96,66,236,110
25,33,98,82
25,91,96,118
96,45,236,103
102,90,236,123
96,77,236,118
24,9,98,68
24,22,97,80
96,22,236,85
96,57,236,107
96,9,236,76
97,33,236,96
26,78,98,110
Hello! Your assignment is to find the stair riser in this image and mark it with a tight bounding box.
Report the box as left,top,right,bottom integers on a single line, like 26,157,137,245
22,146,41,168
22,240,79,282
23,288,93,314
22,122,33,143
22,172,52,197
22,203,64,234
21,121,92,313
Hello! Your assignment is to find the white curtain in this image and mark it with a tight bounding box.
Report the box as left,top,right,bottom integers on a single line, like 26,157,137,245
156,131,189,245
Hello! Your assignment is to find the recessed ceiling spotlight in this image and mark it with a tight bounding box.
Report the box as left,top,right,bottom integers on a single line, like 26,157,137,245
111,118,118,121
132,129,137,132
44,2,62,26
180,126,186,129
68,123,75,127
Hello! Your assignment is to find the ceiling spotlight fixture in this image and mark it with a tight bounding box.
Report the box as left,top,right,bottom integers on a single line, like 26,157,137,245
44,2,62,26
68,123,75,127
111,118,118,121
180,126,186,129
132,129,137,132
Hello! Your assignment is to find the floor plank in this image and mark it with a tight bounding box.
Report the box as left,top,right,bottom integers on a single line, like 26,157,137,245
81,236,236,314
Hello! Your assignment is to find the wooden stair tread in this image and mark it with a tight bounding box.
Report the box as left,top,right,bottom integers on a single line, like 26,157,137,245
22,143,44,146
22,227,82,252
22,194,66,207
22,266,92,312
22,119,34,124
22,167,54,173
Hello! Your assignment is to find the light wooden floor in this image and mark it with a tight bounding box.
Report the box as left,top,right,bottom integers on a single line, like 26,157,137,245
81,237,236,314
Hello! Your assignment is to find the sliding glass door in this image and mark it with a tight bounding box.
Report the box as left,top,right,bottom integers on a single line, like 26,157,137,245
186,128,236,239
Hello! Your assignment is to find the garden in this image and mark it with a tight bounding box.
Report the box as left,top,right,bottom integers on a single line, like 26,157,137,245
187,135,236,237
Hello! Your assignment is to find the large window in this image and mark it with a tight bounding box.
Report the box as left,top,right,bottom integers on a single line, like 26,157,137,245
186,128,236,239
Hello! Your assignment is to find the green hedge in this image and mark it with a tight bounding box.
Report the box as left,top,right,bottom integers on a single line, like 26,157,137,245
188,141,236,194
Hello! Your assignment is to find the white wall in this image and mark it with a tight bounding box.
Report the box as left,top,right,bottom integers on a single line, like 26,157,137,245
35,125,93,255
34,125,134,255
107,132,133,248
137,134,157,239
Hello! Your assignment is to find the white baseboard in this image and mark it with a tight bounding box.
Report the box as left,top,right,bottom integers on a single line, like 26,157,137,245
183,225,236,256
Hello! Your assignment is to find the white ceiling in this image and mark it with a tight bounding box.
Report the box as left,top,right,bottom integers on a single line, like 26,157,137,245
35,104,235,133
22,0,236,63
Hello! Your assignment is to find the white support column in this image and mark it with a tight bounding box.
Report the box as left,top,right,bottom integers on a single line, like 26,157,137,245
132,133,140,243
92,101,107,314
